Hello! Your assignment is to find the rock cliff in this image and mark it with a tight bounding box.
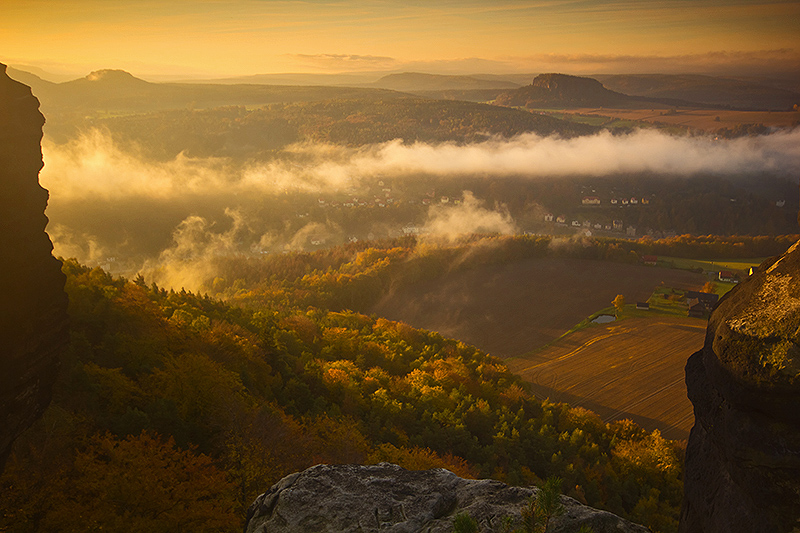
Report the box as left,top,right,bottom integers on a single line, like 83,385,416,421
0,63,69,471
245,463,649,533
680,241,800,532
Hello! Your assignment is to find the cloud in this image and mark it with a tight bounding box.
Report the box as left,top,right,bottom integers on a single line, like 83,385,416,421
137,209,346,291
41,128,800,203
41,129,234,200
514,49,800,77
292,53,398,71
138,208,247,291
41,127,799,285
48,223,108,264
422,192,516,243
279,128,800,179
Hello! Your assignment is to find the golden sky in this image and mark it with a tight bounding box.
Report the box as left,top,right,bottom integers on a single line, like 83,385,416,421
2,0,799,78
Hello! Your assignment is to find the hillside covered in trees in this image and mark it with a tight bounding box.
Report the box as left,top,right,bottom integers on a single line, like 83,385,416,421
2,254,688,533
5,233,798,532
46,97,597,160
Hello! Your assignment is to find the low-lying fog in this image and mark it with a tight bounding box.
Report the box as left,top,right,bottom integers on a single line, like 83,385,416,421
41,128,800,290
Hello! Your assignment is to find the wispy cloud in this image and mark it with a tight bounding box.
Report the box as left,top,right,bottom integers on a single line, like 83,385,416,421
513,49,800,76
292,53,398,71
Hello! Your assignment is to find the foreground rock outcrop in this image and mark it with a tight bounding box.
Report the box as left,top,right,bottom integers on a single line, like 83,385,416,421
245,463,649,533
680,241,800,532
0,63,69,471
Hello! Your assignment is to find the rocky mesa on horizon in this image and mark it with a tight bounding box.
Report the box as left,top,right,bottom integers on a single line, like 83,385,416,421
495,72,715,110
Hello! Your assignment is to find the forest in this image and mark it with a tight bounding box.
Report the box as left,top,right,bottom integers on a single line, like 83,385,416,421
4,233,797,533
0,256,677,532
45,98,597,160
184,233,798,309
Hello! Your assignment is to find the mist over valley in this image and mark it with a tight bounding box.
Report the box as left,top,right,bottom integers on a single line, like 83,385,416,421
4,2,800,531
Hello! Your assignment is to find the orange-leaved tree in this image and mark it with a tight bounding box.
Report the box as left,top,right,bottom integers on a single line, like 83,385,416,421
40,432,238,533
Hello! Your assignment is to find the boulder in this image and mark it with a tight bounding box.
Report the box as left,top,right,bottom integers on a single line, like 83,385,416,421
680,241,800,532
245,463,649,533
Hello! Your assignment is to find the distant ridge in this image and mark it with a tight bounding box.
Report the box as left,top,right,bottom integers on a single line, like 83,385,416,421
6,68,409,114
370,72,520,92
593,73,800,111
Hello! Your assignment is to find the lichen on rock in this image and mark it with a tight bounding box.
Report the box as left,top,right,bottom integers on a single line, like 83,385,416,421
680,239,800,533
245,463,649,533
712,244,800,383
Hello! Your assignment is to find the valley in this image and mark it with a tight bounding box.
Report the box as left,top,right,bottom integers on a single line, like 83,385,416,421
368,256,706,358
2,58,798,533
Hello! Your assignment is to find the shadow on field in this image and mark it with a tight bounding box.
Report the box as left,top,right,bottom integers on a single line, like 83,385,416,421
528,381,691,441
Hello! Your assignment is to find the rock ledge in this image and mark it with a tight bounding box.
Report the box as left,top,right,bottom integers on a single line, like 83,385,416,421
245,463,649,533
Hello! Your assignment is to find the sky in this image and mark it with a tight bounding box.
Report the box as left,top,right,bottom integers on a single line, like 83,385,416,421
2,0,799,79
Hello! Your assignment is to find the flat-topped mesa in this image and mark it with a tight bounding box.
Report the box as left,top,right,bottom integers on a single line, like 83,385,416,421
495,73,630,108
680,240,800,533
0,63,69,472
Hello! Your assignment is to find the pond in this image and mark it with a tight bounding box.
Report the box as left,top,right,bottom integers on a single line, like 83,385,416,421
591,314,616,324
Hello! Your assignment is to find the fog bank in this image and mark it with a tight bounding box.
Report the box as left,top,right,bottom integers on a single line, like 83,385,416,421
41,128,800,201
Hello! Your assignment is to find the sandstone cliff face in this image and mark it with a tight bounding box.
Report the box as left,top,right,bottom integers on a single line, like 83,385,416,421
680,241,800,532
245,463,649,533
0,63,69,471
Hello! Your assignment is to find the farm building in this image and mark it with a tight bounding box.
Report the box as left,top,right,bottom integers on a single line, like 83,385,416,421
544,213,554,222
556,215,566,224
685,291,719,308
642,255,658,266
636,302,650,310
718,270,736,282
687,298,707,318
686,290,720,317
582,196,601,206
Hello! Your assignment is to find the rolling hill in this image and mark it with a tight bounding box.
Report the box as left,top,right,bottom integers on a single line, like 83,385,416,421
593,73,800,111
9,68,408,115
369,72,521,92
368,256,706,358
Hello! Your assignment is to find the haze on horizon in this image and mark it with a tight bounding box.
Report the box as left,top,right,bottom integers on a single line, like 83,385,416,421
2,0,799,81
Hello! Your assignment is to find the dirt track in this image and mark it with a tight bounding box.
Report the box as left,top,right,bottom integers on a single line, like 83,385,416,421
369,257,705,358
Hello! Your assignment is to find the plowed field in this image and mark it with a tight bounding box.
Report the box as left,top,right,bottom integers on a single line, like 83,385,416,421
505,316,706,440
567,107,799,131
